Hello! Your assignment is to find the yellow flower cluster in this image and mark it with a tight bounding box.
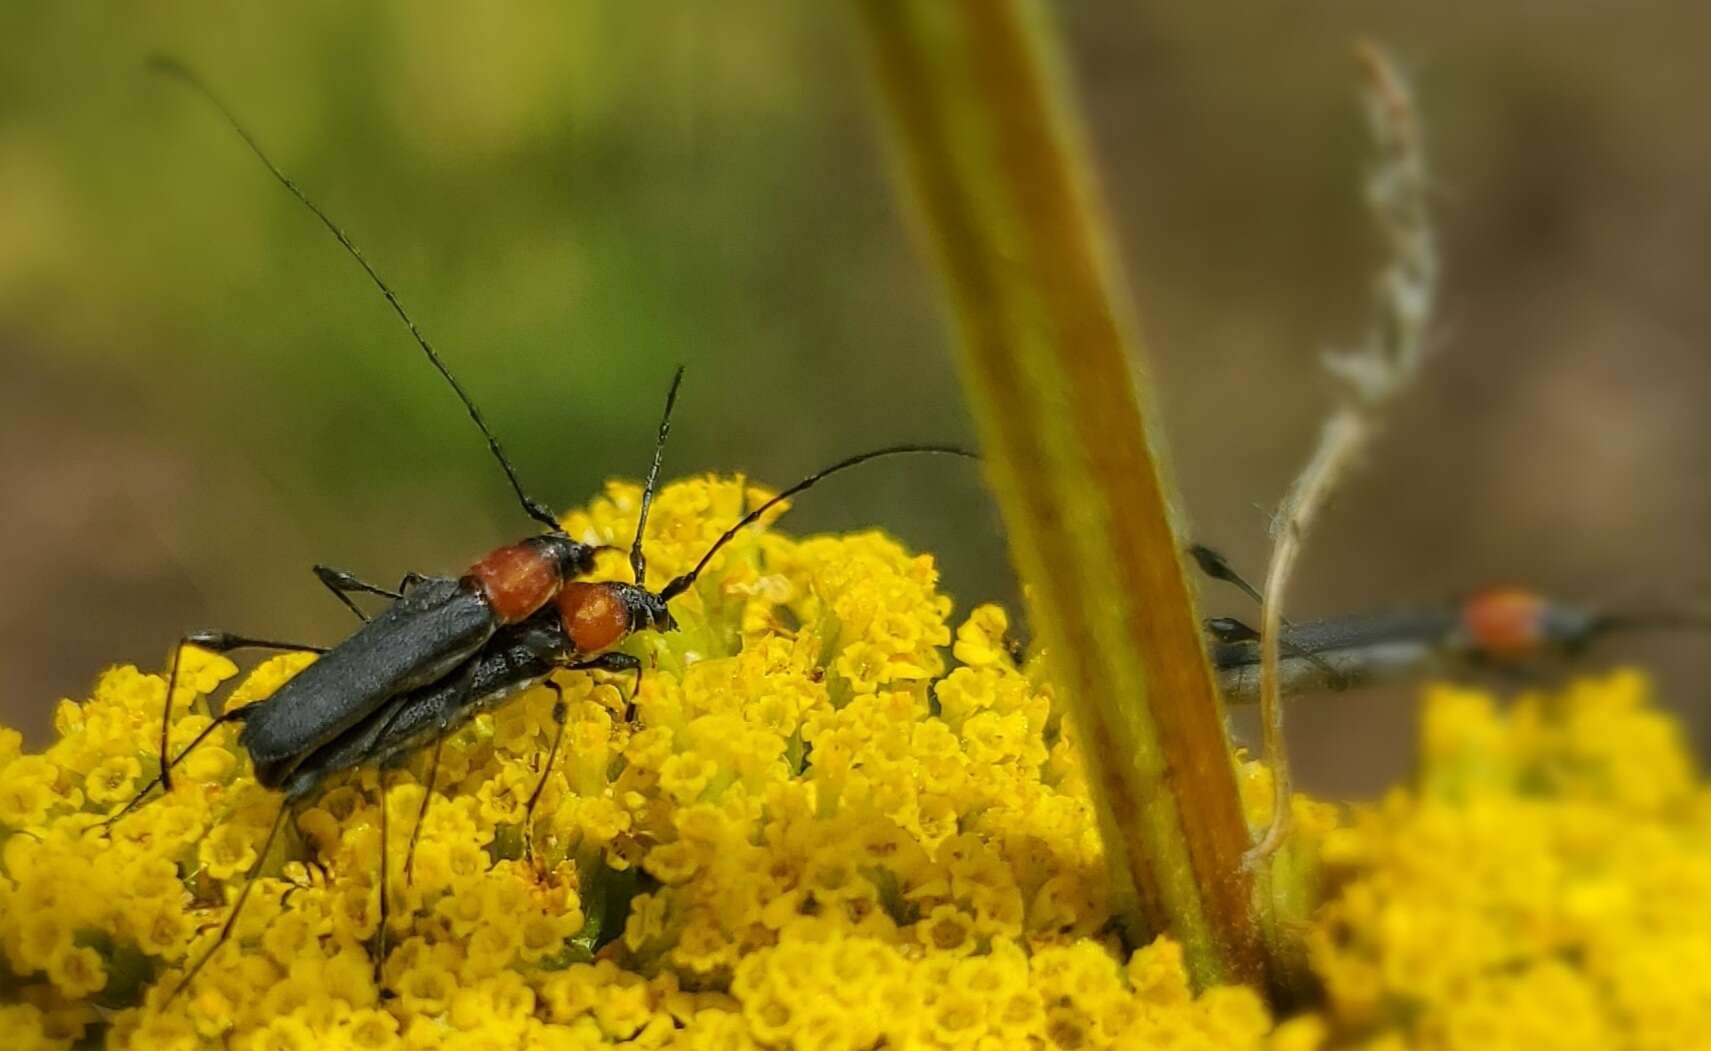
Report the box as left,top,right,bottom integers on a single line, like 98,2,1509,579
0,476,1283,1050
1310,671,1711,1050
3,475,1706,1050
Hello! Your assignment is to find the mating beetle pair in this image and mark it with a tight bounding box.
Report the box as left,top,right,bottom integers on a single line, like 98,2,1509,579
113,59,973,1001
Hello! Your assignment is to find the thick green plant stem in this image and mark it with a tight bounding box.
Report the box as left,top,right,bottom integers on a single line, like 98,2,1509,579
855,0,1268,990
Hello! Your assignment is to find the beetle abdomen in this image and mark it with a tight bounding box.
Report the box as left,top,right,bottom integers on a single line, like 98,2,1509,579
278,622,566,801
238,576,497,778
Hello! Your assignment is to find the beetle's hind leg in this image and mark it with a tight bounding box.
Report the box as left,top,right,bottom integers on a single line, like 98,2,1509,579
145,568,365,804
402,659,479,886
103,705,253,830
155,631,327,794
373,760,403,989
166,799,293,1005
522,682,568,866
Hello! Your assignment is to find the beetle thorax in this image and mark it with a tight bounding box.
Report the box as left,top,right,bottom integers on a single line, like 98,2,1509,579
1460,587,1548,660
467,535,588,625
556,581,633,653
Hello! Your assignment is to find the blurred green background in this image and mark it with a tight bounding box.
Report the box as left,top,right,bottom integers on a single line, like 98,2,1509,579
4,4,1709,795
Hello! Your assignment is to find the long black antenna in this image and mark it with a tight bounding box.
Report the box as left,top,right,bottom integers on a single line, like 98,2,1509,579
149,56,561,532
631,367,685,584
659,444,977,602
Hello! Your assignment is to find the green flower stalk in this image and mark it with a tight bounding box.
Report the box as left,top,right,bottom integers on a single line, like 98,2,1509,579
853,0,1267,989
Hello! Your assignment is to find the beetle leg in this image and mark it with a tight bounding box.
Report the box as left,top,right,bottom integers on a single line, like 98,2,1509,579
568,652,644,724
1192,549,1353,689
104,706,252,829
403,736,444,889
403,658,479,885
1188,543,1267,606
1205,615,1261,644
374,762,397,987
158,631,326,792
522,681,567,866
313,564,401,624
166,799,293,1005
